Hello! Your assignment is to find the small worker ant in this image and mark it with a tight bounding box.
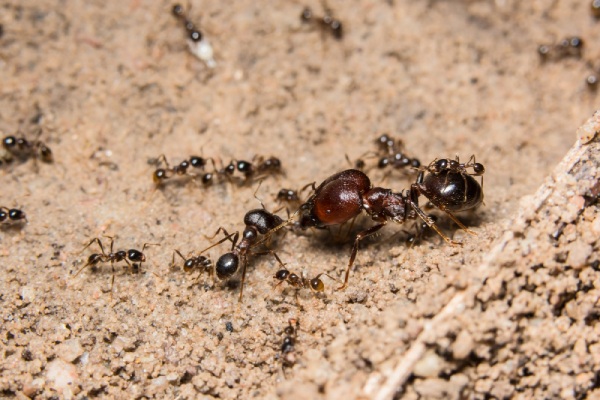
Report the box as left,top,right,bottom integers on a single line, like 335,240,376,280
0,207,27,224
203,208,289,301
538,36,584,62
73,236,158,292
298,156,484,289
220,156,283,183
354,134,421,174
274,268,338,293
172,4,216,68
300,2,343,40
171,249,212,277
1,134,53,165
152,154,215,187
280,318,299,375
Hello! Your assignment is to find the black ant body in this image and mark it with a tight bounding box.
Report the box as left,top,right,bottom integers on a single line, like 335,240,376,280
152,154,215,187
172,4,216,67
300,3,343,40
355,134,421,173
298,156,484,289
1,134,53,164
171,249,212,274
221,156,283,183
274,268,338,293
538,36,584,62
280,318,299,375
203,208,288,301
0,207,27,224
74,237,157,291
277,188,300,204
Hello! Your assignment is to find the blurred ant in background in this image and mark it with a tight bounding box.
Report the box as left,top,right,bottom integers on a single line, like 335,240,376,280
0,207,27,225
538,36,583,62
300,1,343,40
274,267,339,295
279,318,299,376
1,132,53,165
172,4,216,67
151,154,215,187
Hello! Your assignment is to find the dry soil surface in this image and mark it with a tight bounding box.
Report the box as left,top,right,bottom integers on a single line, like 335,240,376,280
1,1,599,399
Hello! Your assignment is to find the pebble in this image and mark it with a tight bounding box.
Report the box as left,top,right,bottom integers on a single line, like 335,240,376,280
452,330,475,360
58,339,84,363
413,350,444,378
566,241,592,269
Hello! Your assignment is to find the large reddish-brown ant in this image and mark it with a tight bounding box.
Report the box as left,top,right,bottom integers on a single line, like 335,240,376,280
202,208,289,301
0,207,27,224
73,236,158,291
298,156,484,289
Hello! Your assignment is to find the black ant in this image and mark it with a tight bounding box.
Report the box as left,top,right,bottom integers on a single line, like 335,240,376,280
538,36,584,62
172,4,216,68
152,154,215,187
276,188,300,204
203,208,289,301
73,236,158,291
280,318,299,375
1,134,53,164
592,0,600,18
274,268,338,293
354,134,421,173
0,207,27,224
300,2,343,40
171,249,212,283
220,156,283,183
297,156,485,289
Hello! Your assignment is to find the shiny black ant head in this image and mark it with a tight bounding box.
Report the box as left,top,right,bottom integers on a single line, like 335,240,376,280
172,4,184,17
587,74,599,90
127,249,145,263
376,133,393,149
277,189,298,202
309,277,325,292
244,209,284,235
567,36,583,49
538,44,551,58
261,157,281,171
236,160,253,174
178,160,190,170
224,162,236,175
301,7,313,22
377,157,390,169
39,145,53,163
274,269,290,281
153,168,168,184
2,135,16,149
201,172,213,185
216,252,239,279
189,30,202,42
190,156,206,168
8,208,26,221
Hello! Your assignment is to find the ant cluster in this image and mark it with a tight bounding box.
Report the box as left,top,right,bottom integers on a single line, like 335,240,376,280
172,4,216,68
152,154,282,188
1,134,53,166
300,5,343,40
0,207,26,225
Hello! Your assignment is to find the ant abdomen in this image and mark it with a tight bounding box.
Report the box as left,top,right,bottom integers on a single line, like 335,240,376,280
216,252,239,279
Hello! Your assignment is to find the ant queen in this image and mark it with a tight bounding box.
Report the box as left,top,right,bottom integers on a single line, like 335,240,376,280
296,155,485,289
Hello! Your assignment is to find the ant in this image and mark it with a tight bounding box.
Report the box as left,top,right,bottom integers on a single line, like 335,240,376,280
274,268,338,293
297,155,485,290
171,249,212,283
1,134,53,165
73,236,158,292
172,4,216,68
538,36,584,62
592,0,600,18
152,154,215,187
0,207,27,224
203,208,289,301
276,188,300,204
300,2,343,40
220,156,283,183
354,134,421,174
280,318,299,375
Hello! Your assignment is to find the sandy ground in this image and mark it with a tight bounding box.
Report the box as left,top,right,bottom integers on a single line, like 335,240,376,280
1,0,599,399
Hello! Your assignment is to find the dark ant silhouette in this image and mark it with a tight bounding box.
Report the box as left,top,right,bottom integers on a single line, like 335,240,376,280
538,36,584,62
202,208,289,301
152,154,215,187
220,156,283,183
353,134,421,174
171,249,212,284
298,156,485,289
280,318,299,375
0,207,27,224
73,236,158,291
276,188,300,204
1,134,53,165
274,268,338,293
300,2,343,40
172,4,216,67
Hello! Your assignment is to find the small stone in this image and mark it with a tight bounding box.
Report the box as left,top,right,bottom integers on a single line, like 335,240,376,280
22,378,45,398
166,372,179,382
452,330,475,360
566,241,592,269
112,336,136,353
414,350,444,378
20,286,36,304
58,339,84,363
46,359,79,396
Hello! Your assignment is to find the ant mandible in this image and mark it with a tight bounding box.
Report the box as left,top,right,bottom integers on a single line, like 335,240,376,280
202,208,289,301
73,236,158,292
0,207,27,224
298,156,485,290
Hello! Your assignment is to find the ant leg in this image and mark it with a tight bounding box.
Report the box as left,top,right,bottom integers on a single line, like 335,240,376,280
438,207,477,236
201,230,239,253
408,200,461,245
80,237,105,255
251,249,286,268
172,249,186,268
337,223,386,291
156,154,171,169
